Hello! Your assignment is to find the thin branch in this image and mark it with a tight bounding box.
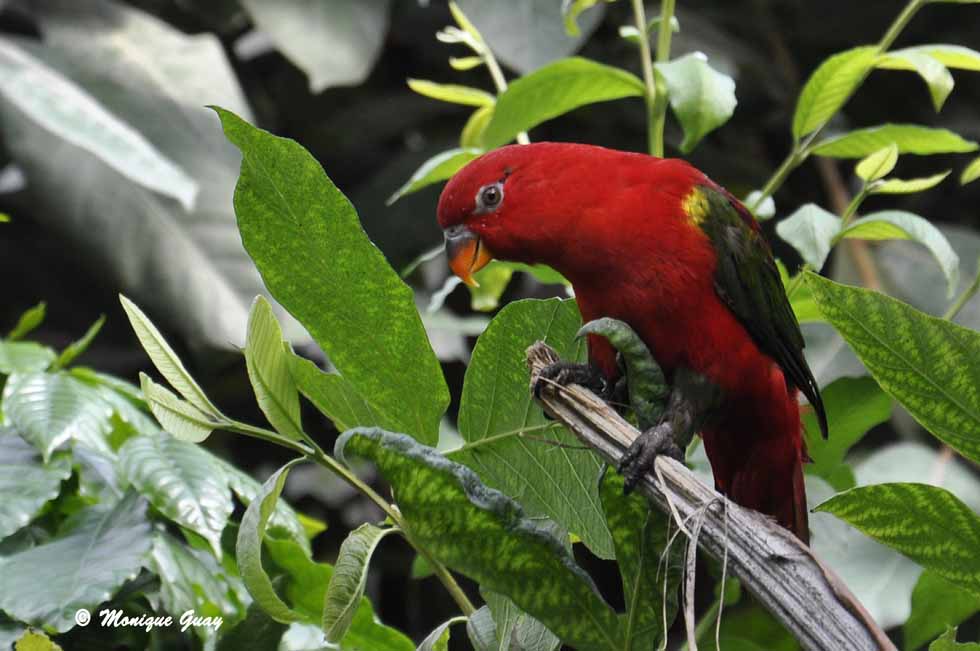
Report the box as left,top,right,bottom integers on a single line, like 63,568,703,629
526,342,897,651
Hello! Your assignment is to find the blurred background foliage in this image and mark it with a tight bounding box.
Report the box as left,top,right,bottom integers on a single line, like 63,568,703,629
1,0,979,645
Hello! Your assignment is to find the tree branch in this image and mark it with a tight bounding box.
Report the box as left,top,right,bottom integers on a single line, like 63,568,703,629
526,342,896,651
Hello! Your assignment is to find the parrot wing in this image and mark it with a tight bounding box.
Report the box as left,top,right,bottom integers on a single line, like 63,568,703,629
698,185,828,439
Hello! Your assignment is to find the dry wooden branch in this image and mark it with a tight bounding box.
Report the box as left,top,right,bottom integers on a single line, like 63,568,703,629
526,342,896,651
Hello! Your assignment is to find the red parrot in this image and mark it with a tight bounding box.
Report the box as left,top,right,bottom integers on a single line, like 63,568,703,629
436,142,827,543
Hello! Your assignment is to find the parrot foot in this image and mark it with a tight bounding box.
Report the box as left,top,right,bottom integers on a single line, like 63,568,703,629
618,423,684,494
533,361,609,400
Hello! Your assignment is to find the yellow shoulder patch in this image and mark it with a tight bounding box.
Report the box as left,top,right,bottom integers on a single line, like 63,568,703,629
682,187,710,226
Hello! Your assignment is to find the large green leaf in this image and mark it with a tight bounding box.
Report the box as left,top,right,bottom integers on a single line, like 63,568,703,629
337,428,623,651
775,203,841,269
323,523,397,643
0,429,71,539
805,273,980,463
0,342,54,376
239,0,390,93
286,352,390,433
451,298,614,559
387,148,481,205
905,571,980,651
801,377,892,490
655,53,737,153
482,589,559,651
810,124,978,158
930,628,980,651
118,433,233,559
816,482,980,597
481,58,644,149
599,472,681,651
792,46,878,139
2,372,113,460
214,107,448,445
245,297,304,441
0,491,151,632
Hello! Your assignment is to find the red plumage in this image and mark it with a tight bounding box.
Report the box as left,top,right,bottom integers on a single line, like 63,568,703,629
438,142,817,542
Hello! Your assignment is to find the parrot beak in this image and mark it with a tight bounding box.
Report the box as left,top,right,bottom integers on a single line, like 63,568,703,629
444,225,494,287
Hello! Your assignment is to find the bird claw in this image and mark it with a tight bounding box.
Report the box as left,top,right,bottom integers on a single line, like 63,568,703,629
533,361,608,400
618,423,684,494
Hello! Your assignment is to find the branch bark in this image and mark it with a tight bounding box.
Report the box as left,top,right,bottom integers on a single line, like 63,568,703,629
526,342,896,651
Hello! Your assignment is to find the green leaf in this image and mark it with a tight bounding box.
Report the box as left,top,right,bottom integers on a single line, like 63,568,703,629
13,629,62,651
0,429,71,539
407,79,496,107
0,41,198,209
449,56,484,71
245,297,304,441
287,351,392,433
655,53,737,153
962,156,980,185
387,148,482,206
7,302,45,341
51,315,104,370
806,274,980,463
577,318,668,429
562,0,611,36
482,589,560,651
481,57,644,149
461,105,494,149
216,601,288,651
451,298,615,560
469,262,515,312
496,262,570,287
119,433,232,559
930,628,980,651
239,0,390,93
0,491,151,632
855,143,899,181
466,606,498,651
599,472,681,651
0,342,55,375
3,372,113,460
871,170,950,195
236,458,306,624
915,44,980,70
418,619,456,651
793,46,878,139
213,107,448,445
323,523,396,643
802,377,892,490
139,373,218,443
816,482,980,597
811,124,978,158
120,295,221,416
877,51,954,111
836,211,959,295
337,428,624,651
775,203,841,269
905,571,980,651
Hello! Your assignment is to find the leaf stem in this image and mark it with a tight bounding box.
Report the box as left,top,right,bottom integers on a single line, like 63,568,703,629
943,258,980,320
650,0,677,157
630,0,658,156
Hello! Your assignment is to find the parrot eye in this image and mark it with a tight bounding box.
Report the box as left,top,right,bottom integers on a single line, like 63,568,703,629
475,182,504,213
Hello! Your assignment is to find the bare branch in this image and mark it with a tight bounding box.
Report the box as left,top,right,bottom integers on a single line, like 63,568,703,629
526,342,896,651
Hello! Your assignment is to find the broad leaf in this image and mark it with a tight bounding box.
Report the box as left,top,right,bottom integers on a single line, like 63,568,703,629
236,459,305,624
877,51,954,111
871,170,950,195
418,620,455,651
461,105,494,149
407,80,495,107
655,53,737,153
7,302,45,341
806,274,980,462
466,606,498,651
388,148,481,205
451,298,614,559
930,628,980,651
286,352,389,433
482,589,560,651
599,472,681,651
337,428,624,651
905,571,980,651
801,377,892,490
139,373,218,444
810,124,978,158
0,429,71,539
0,342,55,375
0,491,151,632
855,144,898,182
118,433,233,559
836,211,959,296
817,482,980,596
239,0,390,93
215,107,448,445
245,297,304,441
481,57,644,149
775,203,841,269
323,523,396,643
2,372,113,460
0,40,197,209
793,46,878,139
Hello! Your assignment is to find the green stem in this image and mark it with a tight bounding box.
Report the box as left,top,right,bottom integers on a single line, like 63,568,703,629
839,185,869,230
877,0,926,51
943,260,980,320
650,0,677,158
630,0,658,156
226,421,313,456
